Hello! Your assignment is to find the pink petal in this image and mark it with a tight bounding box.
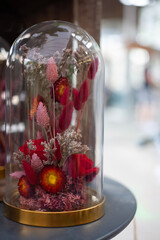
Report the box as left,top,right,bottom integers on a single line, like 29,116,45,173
10,171,26,179
31,153,44,173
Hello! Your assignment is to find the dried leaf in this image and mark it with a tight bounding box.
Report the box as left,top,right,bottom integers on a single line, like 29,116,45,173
59,101,73,131
72,88,82,111
87,57,99,80
79,80,89,103
23,160,39,185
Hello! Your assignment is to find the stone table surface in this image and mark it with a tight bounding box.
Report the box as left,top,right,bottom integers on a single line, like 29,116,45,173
0,177,137,240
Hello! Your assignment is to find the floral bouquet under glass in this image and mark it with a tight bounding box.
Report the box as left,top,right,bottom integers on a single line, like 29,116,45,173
10,43,99,212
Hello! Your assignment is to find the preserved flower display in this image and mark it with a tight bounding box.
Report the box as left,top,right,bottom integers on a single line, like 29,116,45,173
5,21,105,226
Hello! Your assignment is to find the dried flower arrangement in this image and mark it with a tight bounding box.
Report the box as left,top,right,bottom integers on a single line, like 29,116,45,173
10,43,99,212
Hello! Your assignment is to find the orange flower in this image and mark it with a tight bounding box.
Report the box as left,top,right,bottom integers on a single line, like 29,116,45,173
29,95,44,118
30,97,39,118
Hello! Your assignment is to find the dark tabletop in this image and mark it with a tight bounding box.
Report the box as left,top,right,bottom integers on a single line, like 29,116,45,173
0,177,137,240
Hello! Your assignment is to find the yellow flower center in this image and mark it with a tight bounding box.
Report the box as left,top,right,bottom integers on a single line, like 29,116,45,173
22,183,25,190
59,85,65,96
48,174,57,185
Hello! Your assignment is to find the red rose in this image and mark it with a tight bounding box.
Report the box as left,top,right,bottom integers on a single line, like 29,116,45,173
65,154,99,182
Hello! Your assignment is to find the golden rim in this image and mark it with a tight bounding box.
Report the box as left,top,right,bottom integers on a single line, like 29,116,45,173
0,166,5,179
4,195,105,227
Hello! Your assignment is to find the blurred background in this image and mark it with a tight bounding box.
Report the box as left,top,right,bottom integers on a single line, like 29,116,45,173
1,0,160,239
102,0,160,239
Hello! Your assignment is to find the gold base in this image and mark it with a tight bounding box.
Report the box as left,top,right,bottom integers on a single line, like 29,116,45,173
4,192,105,227
0,166,5,179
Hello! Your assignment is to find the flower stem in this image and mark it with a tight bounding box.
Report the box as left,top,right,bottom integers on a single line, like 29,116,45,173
49,126,53,138
44,128,49,142
76,107,84,132
52,83,56,148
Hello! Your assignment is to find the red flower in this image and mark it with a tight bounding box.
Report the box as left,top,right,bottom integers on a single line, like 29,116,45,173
19,139,47,161
54,77,69,102
72,80,89,111
59,101,73,132
87,57,99,80
60,86,70,105
18,175,34,198
23,160,39,185
65,154,99,182
84,167,99,182
19,142,30,155
39,166,66,194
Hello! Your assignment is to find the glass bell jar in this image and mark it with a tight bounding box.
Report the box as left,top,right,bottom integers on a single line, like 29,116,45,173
4,20,105,227
0,37,9,200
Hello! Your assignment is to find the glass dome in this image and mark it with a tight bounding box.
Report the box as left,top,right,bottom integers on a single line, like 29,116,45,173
0,37,9,200
5,21,105,226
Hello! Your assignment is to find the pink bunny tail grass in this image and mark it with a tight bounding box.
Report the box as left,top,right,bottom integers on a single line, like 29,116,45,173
31,153,44,173
46,57,58,83
36,102,50,128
